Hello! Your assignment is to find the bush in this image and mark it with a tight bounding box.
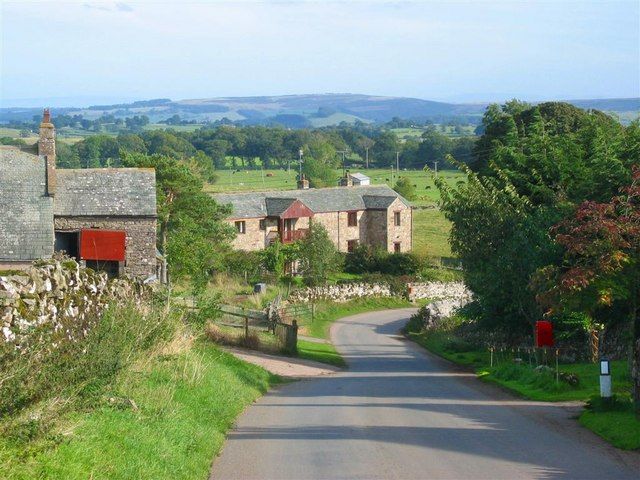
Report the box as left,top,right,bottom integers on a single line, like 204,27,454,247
393,176,417,200
224,250,263,283
189,292,221,328
345,247,423,276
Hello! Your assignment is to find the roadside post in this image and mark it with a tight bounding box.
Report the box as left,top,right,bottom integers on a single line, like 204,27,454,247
599,357,612,400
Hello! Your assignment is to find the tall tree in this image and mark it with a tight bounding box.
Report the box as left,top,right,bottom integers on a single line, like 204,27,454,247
122,153,234,291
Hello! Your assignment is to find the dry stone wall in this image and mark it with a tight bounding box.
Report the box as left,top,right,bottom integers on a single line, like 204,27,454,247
1,257,148,351
289,280,471,304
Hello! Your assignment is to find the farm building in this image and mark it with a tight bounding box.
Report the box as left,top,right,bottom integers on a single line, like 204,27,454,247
213,182,412,254
0,110,158,280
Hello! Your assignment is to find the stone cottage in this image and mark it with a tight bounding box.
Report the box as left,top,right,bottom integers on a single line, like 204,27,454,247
0,110,158,279
214,183,412,254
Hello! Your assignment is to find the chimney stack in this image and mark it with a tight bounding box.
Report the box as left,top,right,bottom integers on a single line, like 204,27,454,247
38,108,56,196
297,173,310,190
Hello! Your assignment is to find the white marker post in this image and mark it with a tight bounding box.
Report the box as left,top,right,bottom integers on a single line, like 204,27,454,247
599,358,611,399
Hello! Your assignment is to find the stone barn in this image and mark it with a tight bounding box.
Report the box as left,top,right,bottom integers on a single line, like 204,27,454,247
0,110,158,280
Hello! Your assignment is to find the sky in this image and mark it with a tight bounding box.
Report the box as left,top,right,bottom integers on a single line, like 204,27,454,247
1,0,639,107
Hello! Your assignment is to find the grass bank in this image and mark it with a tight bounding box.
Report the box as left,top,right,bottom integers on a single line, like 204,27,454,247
405,327,639,449
0,300,278,479
297,339,346,367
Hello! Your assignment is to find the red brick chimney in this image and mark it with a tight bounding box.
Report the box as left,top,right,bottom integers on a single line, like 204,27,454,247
38,108,56,196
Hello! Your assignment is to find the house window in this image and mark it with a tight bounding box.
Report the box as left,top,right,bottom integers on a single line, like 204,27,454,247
347,211,358,227
347,240,358,253
235,221,246,234
259,219,266,230
394,211,401,227
394,242,401,253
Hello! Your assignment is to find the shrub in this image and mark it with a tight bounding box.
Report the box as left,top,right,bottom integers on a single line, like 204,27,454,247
224,250,263,283
345,247,423,276
393,177,417,200
189,292,221,328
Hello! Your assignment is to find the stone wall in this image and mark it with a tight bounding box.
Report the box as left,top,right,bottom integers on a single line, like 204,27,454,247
385,198,412,252
54,216,156,279
231,217,267,251
289,280,470,304
1,257,148,350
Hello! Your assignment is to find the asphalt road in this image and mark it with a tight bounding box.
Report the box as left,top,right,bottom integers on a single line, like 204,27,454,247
212,309,639,480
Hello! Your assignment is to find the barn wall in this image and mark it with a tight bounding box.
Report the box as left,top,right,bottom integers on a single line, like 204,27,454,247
54,216,157,279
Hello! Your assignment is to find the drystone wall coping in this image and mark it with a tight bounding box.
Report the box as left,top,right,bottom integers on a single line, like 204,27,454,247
1,257,148,350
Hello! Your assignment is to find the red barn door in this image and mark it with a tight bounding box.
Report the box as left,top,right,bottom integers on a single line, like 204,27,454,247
80,229,126,261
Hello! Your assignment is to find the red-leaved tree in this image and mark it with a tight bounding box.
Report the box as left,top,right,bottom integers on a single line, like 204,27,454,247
550,165,639,412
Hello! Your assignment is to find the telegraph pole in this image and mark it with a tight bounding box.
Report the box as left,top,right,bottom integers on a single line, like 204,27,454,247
396,151,400,175
338,150,347,177
365,147,369,169
298,148,304,177
433,160,439,178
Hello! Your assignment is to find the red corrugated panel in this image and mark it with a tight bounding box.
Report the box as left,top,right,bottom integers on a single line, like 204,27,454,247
280,200,314,219
535,320,554,348
80,229,126,261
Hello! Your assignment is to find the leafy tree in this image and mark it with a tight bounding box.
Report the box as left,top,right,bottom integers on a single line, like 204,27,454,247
298,222,343,286
122,153,234,292
393,176,416,201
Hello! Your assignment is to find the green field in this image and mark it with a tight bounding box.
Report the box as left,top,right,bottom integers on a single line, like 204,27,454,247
391,125,476,141
207,168,464,205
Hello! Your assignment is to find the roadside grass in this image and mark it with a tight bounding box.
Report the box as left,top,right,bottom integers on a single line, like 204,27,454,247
579,397,640,450
406,327,640,450
205,323,346,368
297,339,346,367
407,329,631,402
302,297,414,340
1,337,278,479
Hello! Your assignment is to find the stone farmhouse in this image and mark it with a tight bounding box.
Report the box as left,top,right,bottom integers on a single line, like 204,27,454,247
214,180,413,254
0,110,158,280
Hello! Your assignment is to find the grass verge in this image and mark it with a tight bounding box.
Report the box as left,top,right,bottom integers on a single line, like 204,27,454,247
579,397,640,450
0,341,278,479
406,327,639,449
297,339,346,367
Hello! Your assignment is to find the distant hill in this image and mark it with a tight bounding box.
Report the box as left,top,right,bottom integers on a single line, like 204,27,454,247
1,94,638,127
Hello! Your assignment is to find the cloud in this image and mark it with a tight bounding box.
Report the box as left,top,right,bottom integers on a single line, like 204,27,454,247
82,2,133,13
82,3,110,12
115,2,133,12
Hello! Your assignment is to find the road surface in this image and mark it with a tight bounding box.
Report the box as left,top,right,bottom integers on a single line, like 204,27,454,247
212,309,639,479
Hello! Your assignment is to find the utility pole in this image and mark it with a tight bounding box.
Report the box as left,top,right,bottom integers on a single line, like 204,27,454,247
396,151,400,175
298,148,304,178
433,160,439,178
338,150,347,177
365,147,370,169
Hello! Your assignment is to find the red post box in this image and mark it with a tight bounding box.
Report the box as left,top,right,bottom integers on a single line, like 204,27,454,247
535,320,554,348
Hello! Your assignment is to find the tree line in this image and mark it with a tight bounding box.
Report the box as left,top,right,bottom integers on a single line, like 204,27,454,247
48,123,476,187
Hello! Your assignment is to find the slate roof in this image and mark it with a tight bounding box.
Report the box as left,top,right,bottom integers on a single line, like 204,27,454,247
213,185,409,219
0,147,54,261
265,198,297,217
55,168,157,217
